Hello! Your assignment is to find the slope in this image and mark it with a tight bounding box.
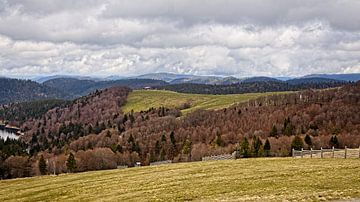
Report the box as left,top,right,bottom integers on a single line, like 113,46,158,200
0,158,359,201
121,90,285,114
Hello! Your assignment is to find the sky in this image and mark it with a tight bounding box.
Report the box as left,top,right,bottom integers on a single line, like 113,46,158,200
0,0,360,78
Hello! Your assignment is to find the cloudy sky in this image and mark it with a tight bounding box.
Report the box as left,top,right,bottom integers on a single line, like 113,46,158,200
0,0,360,78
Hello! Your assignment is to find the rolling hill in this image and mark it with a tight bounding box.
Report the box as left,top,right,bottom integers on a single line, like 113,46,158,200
155,79,347,94
43,78,168,98
121,90,285,114
0,78,70,105
0,158,359,201
303,73,360,81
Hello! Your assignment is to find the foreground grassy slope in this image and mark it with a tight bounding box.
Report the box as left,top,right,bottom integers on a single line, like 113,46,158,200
122,90,285,114
1,158,360,201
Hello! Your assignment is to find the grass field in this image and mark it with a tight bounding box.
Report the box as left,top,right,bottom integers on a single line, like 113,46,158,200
122,90,286,114
1,158,360,201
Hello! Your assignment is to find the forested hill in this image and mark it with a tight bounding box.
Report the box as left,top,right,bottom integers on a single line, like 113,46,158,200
2,82,360,179
43,78,168,97
155,79,347,94
0,78,69,105
21,86,131,146
0,99,70,126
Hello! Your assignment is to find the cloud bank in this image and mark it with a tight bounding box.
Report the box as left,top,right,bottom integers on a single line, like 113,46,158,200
0,0,359,77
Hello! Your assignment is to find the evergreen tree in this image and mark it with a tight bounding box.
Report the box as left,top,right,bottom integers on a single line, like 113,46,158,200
239,137,250,158
155,140,161,155
66,153,77,173
291,135,304,150
329,135,340,148
282,117,295,136
269,125,278,137
161,133,167,143
263,139,271,157
38,155,47,175
214,134,224,147
251,137,263,157
304,134,312,147
170,131,176,148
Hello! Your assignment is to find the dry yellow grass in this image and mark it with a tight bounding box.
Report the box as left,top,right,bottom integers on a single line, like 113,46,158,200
1,158,360,201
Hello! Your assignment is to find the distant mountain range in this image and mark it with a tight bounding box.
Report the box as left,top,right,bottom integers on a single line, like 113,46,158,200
32,72,360,85
302,73,360,82
0,72,358,105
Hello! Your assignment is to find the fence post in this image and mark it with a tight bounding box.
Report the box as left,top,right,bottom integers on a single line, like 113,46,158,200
310,148,313,158
301,148,303,158
359,146,360,158
345,146,347,159
321,147,323,158
332,146,335,158
292,148,294,158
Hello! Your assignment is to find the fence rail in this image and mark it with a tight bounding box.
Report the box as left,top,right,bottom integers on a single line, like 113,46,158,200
292,146,360,159
202,152,238,161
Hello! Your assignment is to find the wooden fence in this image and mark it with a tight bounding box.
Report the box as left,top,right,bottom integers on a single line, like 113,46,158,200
202,152,238,161
150,160,172,166
292,147,360,159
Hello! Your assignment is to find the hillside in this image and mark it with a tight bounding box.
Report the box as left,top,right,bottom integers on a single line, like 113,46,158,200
155,80,347,94
0,99,70,126
122,90,284,114
0,78,69,105
1,158,360,201
2,82,359,180
303,73,360,81
43,78,167,97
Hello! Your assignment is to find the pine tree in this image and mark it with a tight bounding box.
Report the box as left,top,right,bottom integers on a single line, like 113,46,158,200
161,133,167,143
214,134,224,147
155,140,161,155
239,137,250,158
263,139,271,157
329,135,340,148
38,155,47,175
291,135,304,150
66,153,77,173
269,125,278,137
283,123,295,136
170,131,176,148
251,137,263,157
304,134,312,147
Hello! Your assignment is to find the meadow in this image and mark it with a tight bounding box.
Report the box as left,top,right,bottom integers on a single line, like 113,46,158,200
1,158,360,201
122,90,286,114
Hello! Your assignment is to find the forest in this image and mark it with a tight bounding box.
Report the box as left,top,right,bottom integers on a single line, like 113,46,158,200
1,82,359,179
155,79,348,94
0,78,69,104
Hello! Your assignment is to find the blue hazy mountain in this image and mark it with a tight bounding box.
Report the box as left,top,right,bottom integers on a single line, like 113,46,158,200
302,73,360,82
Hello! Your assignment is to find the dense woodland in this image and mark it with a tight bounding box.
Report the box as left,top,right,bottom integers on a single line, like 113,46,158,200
0,78,68,105
1,82,360,179
0,99,70,126
156,79,348,94
43,78,168,97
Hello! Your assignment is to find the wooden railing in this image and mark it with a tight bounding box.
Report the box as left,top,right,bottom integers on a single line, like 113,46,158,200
292,147,360,159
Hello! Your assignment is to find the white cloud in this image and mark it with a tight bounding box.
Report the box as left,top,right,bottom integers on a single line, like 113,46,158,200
0,0,360,77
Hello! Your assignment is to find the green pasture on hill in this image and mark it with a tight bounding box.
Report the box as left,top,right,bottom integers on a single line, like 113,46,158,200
122,90,287,114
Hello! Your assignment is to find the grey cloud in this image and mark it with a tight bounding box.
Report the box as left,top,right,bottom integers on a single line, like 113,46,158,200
0,0,359,77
